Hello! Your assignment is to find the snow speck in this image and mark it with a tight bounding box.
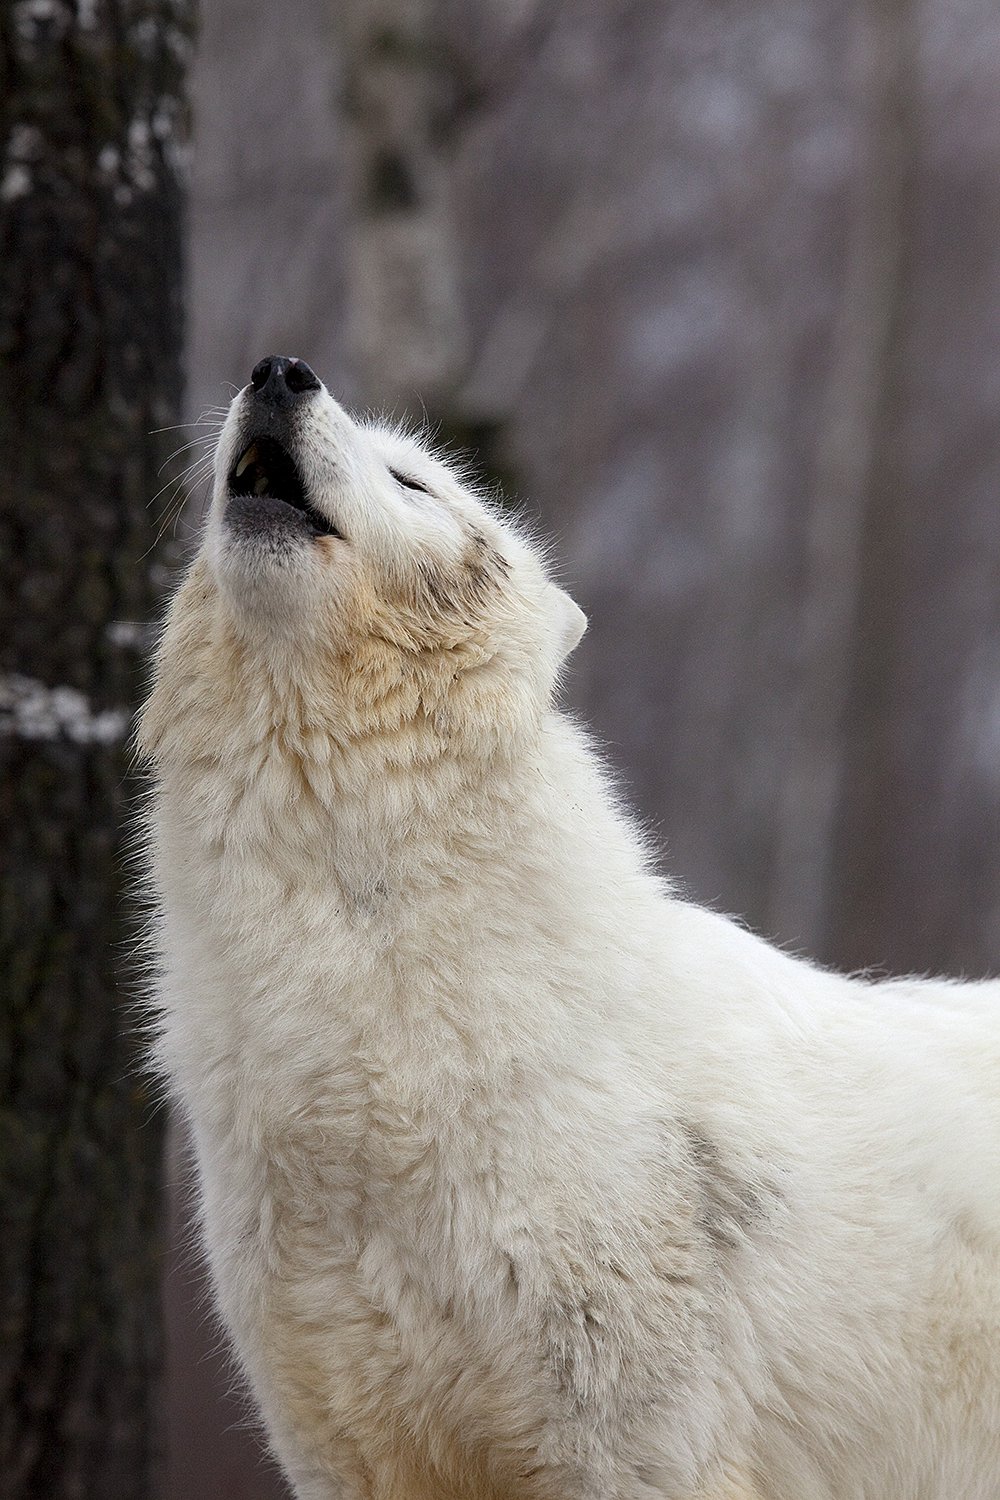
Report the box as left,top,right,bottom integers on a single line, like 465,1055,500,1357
14,0,66,40
0,675,129,745
6,123,43,161
106,620,151,650
1,165,32,201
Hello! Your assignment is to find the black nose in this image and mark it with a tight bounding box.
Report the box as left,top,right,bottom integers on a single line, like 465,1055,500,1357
249,355,321,408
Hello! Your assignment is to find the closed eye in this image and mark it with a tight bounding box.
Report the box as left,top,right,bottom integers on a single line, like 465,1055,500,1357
389,467,432,496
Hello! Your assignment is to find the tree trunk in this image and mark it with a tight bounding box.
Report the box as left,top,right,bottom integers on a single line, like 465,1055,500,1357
335,0,517,494
0,3,192,1496
769,0,917,960
338,0,467,409
820,0,920,974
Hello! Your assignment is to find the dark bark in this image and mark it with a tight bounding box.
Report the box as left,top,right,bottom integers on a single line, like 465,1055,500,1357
0,3,193,1497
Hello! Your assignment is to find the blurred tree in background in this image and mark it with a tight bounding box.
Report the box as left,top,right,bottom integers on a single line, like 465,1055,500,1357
0,2,192,1495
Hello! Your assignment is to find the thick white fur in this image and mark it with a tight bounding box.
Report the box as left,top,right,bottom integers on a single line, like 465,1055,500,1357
139,379,1000,1500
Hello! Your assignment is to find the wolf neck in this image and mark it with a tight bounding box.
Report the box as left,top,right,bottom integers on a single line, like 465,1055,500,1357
150,657,655,982
144,571,660,1007
152,667,478,875
155,695,622,909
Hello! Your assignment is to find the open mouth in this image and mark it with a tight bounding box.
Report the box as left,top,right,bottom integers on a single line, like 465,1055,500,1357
227,437,341,537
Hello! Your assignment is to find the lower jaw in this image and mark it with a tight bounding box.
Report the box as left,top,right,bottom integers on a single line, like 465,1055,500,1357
224,492,327,545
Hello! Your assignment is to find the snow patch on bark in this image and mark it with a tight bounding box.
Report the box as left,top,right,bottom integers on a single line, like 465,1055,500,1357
0,674,128,744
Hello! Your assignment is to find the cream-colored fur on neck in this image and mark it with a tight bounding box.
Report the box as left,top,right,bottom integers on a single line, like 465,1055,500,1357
139,382,1000,1500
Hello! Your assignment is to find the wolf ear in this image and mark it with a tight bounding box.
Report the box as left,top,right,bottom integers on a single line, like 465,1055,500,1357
549,585,587,662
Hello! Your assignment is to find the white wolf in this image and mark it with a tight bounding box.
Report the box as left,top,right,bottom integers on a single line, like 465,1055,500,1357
139,355,1000,1499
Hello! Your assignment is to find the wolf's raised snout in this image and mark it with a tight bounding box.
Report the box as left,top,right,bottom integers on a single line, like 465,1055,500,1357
249,354,321,408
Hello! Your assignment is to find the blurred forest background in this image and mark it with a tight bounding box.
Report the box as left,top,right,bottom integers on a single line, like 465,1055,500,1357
5,0,1000,1497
